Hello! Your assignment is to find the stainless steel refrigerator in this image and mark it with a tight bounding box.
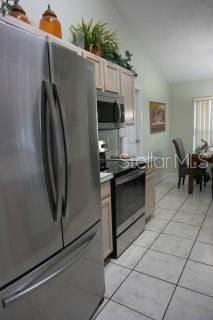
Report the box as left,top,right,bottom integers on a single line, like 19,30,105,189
0,21,104,320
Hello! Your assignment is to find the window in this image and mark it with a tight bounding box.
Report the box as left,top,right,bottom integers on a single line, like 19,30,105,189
193,97,213,149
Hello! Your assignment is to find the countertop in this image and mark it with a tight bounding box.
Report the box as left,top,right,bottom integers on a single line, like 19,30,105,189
124,155,155,165
107,155,155,165
100,172,113,184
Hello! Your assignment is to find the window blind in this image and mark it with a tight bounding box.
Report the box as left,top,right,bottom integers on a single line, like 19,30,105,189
193,97,213,149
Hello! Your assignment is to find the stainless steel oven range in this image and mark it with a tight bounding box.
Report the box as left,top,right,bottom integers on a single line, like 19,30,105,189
107,161,146,258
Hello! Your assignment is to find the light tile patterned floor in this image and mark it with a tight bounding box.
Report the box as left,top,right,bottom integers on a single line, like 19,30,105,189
94,176,213,320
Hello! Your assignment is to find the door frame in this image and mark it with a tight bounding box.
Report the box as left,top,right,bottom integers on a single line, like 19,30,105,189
135,84,144,156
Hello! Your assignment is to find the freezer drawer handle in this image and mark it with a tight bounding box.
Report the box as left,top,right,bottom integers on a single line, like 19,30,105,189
53,83,69,218
41,80,64,221
2,230,100,309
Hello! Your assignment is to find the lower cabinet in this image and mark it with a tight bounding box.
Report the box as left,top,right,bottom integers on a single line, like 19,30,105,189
101,181,113,259
145,167,156,220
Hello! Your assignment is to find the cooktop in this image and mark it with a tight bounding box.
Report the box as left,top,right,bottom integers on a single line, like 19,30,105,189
101,160,146,178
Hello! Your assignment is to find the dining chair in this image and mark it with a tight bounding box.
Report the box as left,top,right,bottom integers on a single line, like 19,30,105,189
211,167,213,199
172,138,207,190
172,138,189,188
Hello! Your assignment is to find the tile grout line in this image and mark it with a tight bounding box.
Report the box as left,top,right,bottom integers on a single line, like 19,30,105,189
146,184,189,248
92,298,111,320
106,184,185,320
117,184,186,283
154,185,213,318
110,299,156,320
105,221,213,317
96,183,178,319
177,284,213,300
161,190,212,320
148,191,193,320
96,180,212,319
133,183,195,319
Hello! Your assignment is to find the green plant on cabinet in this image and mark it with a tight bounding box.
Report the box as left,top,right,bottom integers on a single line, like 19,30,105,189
70,18,119,57
0,0,13,16
70,18,137,75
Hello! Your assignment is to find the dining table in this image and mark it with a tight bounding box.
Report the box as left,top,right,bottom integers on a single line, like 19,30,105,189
188,152,213,194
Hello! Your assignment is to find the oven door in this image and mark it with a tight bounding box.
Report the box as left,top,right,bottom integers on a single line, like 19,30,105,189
115,169,146,236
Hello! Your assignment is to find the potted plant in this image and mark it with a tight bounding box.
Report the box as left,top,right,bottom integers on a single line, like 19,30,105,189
70,18,119,57
70,18,137,76
0,0,13,16
103,50,137,76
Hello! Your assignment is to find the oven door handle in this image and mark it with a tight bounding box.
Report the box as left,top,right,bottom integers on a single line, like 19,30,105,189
116,169,145,186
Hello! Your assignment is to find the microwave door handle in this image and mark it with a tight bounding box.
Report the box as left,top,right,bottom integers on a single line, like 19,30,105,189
115,99,121,126
52,83,69,218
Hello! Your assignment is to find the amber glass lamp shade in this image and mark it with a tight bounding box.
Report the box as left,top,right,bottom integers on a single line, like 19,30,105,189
9,0,31,24
39,5,62,39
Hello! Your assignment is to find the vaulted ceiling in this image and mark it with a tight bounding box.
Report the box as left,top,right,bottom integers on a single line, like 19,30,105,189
111,0,213,82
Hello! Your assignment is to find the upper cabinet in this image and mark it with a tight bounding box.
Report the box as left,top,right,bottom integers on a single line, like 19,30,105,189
120,68,135,125
82,51,104,90
104,61,120,94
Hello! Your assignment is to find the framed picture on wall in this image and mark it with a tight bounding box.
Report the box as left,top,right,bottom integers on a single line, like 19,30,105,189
150,101,166,133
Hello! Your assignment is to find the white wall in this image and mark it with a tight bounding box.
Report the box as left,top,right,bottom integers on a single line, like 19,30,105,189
21,0,170,179
169,79,213,172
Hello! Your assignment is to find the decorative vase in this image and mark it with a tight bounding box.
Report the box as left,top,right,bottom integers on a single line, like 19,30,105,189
9,0,30,24
39,5,62,39
90,45,102,57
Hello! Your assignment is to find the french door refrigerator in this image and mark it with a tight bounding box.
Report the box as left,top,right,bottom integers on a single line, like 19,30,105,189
0,21,104,320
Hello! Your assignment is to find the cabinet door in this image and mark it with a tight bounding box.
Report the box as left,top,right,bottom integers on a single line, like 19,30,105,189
145,172,156,220
120,68,135,124
101,197,113,259
104,60,120,94
83,51,104,90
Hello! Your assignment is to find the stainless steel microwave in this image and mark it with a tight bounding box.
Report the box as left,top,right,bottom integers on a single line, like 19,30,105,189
97,91,125,129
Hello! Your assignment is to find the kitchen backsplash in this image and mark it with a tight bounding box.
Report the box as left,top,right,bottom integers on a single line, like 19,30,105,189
99,129,120,159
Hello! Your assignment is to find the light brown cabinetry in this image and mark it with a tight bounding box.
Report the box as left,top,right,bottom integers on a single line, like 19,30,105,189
120,68,135,124
145,167,156,220
104,61,120,94
82,51,104,90
101,181,113,259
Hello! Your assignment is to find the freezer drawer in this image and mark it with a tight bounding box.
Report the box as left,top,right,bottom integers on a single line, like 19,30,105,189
0,222,105,320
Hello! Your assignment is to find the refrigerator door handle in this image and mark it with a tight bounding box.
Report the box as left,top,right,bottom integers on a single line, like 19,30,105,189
41,80,63,221
52,83,69,218
2,230,100,309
